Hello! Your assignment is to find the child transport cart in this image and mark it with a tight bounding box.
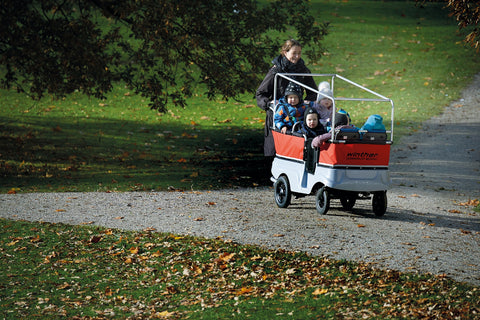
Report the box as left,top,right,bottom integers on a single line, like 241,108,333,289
271,74,394,216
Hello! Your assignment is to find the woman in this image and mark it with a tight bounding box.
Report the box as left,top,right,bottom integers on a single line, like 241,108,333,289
256,39,317,157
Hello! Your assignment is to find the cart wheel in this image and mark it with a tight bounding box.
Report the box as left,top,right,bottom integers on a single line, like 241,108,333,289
274,176,291,208
340,192,357,211
315,186,330,215
372,191,387,217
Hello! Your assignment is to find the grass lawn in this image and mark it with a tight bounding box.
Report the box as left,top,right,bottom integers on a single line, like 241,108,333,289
1,218,478,319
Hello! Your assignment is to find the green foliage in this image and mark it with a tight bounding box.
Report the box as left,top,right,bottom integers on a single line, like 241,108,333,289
1,218,478,318
0,0,328,112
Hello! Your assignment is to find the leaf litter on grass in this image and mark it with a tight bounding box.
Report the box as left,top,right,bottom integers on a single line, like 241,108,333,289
1,218,478,319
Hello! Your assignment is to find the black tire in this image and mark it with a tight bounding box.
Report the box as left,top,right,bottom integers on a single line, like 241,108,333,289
274,176,291,208
372,191,387,216
315,186,330,215
340,192,357,210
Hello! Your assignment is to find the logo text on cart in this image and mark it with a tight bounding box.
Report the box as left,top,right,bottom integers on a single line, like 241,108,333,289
346,152,379,161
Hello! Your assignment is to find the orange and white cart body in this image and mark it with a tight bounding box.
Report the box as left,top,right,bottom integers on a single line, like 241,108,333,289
271,74,394,216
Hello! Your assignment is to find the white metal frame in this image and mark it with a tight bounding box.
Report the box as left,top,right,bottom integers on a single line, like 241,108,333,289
272,73,395,142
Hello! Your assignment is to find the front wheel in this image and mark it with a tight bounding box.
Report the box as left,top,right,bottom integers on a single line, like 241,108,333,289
340,192,357,211
274,176,291,208
372,191,387,217
315,186,330,215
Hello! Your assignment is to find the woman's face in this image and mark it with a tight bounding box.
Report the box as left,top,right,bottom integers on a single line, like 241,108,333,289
284,45,302,64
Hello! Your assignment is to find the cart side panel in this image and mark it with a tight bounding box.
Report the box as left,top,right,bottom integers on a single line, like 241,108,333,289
272,131,304,160
319,143,390,166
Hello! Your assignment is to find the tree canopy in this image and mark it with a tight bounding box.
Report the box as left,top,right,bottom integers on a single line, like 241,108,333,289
419,0,480,51
446,0,480,51
0,0,329,112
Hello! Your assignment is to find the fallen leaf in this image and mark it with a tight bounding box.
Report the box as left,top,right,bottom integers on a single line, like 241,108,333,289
219,252,236,262
156,311,176,318
449,209,462,213
57,283,70,290
458,199,479,207
90,235,102,243
129,247,139,254
357,224,366,228
312,288,328,295
286,268,296,275
105,287,113,296
236,287,253,295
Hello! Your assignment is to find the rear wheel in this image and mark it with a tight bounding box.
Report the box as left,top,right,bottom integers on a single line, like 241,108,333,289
372,191,387,216
340,192,357,210
274,176,291,208
315,186,330,215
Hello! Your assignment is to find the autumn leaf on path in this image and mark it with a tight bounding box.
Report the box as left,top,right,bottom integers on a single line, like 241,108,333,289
457,199,479,207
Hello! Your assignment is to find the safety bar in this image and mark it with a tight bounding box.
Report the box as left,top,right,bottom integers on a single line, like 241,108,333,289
272,73,395,142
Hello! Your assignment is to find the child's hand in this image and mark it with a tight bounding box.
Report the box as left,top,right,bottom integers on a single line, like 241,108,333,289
281,127,288,134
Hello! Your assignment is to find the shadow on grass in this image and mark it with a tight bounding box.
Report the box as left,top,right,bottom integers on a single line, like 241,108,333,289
0,114,271,193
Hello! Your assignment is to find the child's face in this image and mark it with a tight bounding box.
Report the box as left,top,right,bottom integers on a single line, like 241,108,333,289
321,98,333,109
306,113,319,129
287,94,299,106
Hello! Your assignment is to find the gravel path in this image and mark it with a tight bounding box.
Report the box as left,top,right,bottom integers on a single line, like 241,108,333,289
1,76,479,286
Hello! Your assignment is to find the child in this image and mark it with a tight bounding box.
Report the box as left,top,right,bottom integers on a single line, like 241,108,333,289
310,81,334,126
298,107,326,138
274,82,307,134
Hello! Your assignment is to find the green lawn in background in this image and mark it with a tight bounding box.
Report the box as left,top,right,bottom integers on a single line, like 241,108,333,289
1,0,479,194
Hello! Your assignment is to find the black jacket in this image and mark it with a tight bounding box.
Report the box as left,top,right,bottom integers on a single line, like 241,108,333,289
256,55,317,156
256,55,317,111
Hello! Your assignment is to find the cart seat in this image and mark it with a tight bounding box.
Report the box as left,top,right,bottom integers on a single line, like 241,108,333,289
335,128,361,142
362,129,387,143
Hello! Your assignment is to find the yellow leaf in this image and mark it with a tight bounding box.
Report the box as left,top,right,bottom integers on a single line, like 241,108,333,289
236,287,253,295
129,247,139,254
156,311,175,318
152,250,162,257
312,288,328,295
219,252,236,262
